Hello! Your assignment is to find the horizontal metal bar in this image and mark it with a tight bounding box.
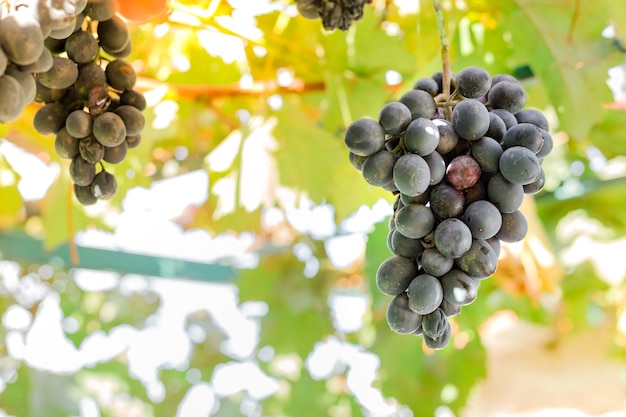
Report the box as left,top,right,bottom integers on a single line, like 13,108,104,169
0,232,237,283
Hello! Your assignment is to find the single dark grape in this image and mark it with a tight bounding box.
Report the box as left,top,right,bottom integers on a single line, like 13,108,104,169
499,146,542,185
445,155,481,191
515,109,549,131
0,75,25,123
502,123,544,153
92,112,127,147
423,151,445,185
487,173,524,213
382,179,398,193
452,99,490,140
486,112,507,142
74,184,98,205
114,105,145,136
349,151,366,171
429,183,464,220
490,109,518,130
496,210,528,243
344,118,385,157
79,135,105,164
488,80,527,113
395,204,435,239
463,200,502,239
378,102,412,135
390,230,425,259
376,255,419,296
404,118,440,156
0,10,44,66
361,149,395,186
455,239,498,279
120,90,147,110
392,153,430,196
97,16,131,55
423,319,451,350
386,293,423,334
398,89,437,120
38,56,78,89
406,274,444,315
102,141,128,164
400,190,430,206
54,127,80,159
106,60,137,92
422,308,448,339
440,268,480,306
470,136,503,173
66,110,93,139
44,37,66,54
433,119,459,155
434,218,473,259
34,102,67,135
48,15,77,40
70,156,96,186
413,77,439,97
34,78,66,104
65,30,99,64
455,66,491,99
420,248,453,277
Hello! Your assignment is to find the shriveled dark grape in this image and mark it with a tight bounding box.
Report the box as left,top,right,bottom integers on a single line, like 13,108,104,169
79,135,105,164
423,319,451,350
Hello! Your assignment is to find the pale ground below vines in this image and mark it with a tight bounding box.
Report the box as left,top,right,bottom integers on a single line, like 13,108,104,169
462,319,626,417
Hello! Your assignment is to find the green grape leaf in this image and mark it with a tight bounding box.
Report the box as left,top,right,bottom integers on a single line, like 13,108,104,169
237,253,334,357
498,0,619,139
588,108,626,159
0,154,24,229
273,102,390,222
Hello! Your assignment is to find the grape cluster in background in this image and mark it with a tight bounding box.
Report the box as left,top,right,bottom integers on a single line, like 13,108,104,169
344,66,553,349
0,0,146,205
295,0,372,31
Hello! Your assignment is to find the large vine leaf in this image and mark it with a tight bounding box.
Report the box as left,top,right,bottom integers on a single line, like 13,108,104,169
496,0,619,139
273,102,390,222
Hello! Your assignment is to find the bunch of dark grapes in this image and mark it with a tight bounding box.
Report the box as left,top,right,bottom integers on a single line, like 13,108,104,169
0,0,146,205
295,0,372,31
344,66,552,350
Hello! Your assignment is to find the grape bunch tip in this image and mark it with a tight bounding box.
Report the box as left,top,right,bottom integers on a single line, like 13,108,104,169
0,0,146,205
345,65,552,350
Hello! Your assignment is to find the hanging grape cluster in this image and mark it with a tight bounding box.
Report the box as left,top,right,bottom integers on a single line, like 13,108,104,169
0,0,146,205
295,0,371,31
344,66,552,349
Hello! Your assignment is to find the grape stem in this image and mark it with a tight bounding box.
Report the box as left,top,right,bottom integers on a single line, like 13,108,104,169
432,0,453,120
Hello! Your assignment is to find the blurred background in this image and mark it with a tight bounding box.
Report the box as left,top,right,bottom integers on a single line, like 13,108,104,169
1,0,626,416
